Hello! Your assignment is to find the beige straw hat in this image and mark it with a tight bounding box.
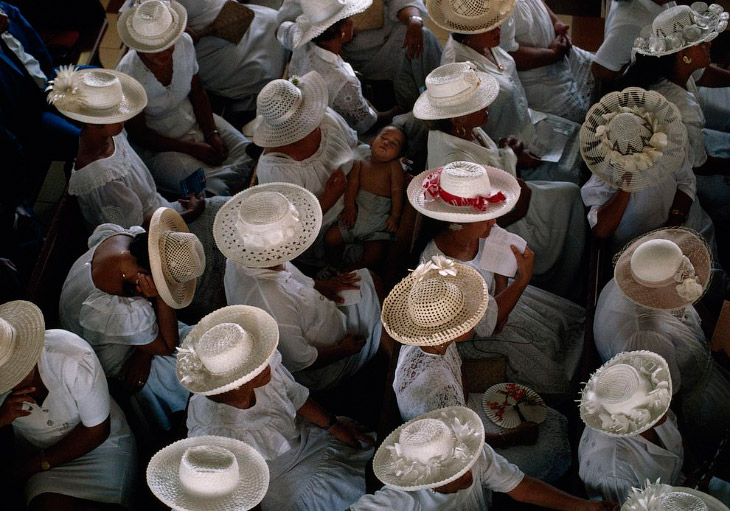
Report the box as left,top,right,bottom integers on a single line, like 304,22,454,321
623,480,728,511
253,72,329,148
373,406,485,491
0,301,45,394
290,0,373,48
614,227,711,311
413,62,499,120
381,255,488,346
118,0,187,53
177,305,279,396
407,161,520,223
427,0,516,34
634,3,728,57
46,67,148,124
580,88,687,193
147,435,269,511
213,183,322,268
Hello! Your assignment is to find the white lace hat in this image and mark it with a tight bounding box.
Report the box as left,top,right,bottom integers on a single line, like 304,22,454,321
580,87,687,192
413,62,499,120
147,435,269,511
177,305,279,396
253,72,329,148
289,0,373,48
373,406,485,491
118,0,187,53
149,207,205,309
615,227,711,311
622,480,728,511
213,183,322,268
580,351,672,438
427,0,515,34
381,256,488,346
46,67,147,124
0,301,45,394
634,3,728,57
407,161,520,222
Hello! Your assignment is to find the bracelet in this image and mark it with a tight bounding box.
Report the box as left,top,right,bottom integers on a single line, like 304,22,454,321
205,129,220,139
323,414,338,430
39,450,51,471
408,15,423,26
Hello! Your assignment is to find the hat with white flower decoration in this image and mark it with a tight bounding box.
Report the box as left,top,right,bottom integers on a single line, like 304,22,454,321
381,256,489,346
622,479,728,511
580,87,687,192
633,3,728,58
373,406,485,491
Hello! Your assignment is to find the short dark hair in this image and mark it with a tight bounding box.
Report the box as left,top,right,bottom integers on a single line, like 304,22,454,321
451,32,469,43
129,232,151,271
378,125,407,157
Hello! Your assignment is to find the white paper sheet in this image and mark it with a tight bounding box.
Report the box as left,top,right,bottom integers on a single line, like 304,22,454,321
478,225,527,278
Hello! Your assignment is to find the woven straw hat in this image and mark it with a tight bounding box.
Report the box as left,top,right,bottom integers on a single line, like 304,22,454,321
381,256,488,346
373,406,484,491
413,62,499,120
46,67,147,124
580,88,687,192
289,0,373,48
623,481,728,511
615,227,711,311
149,207,205,309
634,3,728,57
407,161,520,223
177,305,279,396
253,72,329,148
580,351,672,438
118,0,187,53
213,183,322,268
147,435,269,511
0,301,45,394
427,0,515,34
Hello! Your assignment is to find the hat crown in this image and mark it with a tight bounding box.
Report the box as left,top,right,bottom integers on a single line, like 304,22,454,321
653,5,696,38
80,71,124,110
160,231,205,284
606,112,652,155
0,318,16,367
195,323,253,375
449,0,496,18
594,363,652,415
131,0,174,38
397,418,456,464
407,277,465,328
425,62,483,105
630,239,684,286
178,445,240,497
660,492,707,511
235,191,301,252
440,161,492,199
301,0,347,24
257,79,304,126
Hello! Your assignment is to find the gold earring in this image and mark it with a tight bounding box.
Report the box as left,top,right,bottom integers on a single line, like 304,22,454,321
341,31,346,39
456,125,467,137
683,55,692,64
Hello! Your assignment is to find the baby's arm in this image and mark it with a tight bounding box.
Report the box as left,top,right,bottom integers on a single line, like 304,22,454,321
386,161,405,232
341,160,362,228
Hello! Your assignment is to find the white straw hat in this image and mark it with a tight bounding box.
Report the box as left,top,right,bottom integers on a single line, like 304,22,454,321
149,207,205,309
580,88,687,192
407,161,520,223
253,72,329,148
289,0,373,48
177,305,279,396
373,406,484,491
580,351,672,438
623,480,728,511
413,62,499,120
147,435,269,511
118,0,187,53
615,227,711,311
427,0,515,34
634,3,728,57
46,66,147,124
381,256,488,346
0,301,45,394
213,183,322,268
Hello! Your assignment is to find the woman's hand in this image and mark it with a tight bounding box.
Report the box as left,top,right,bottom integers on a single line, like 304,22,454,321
338,334,366,356
385,215,400,232
340,205,358,228
0,386,35,427
207,132,229,160
118,349,153,395
328,416,375,448
323,168,347,202
512,245,535,285
508,421,539,447
314,272,361,303
186,142,226,166
403,19,424,59
135,273,160,299
553,20,570,37
179,192,206,223
548,34,571,61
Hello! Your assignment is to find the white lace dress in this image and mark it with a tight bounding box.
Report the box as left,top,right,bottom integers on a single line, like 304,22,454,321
422,239,585,396
187,351,372,511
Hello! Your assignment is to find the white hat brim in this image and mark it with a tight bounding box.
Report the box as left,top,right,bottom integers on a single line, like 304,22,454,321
413,70,499,120
666,487,730,511
0,301,45,394
426,0,516,34
117,1,187,53
291,0,373,48
146,435,270,511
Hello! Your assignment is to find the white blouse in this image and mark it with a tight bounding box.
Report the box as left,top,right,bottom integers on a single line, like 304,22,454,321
427,129,518,176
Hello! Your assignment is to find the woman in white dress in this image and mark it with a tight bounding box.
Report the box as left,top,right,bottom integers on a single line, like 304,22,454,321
0,301,136,510
180,305,375,511
116,0,254,196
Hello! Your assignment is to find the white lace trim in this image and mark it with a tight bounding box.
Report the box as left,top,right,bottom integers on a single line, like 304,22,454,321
69,141,129,196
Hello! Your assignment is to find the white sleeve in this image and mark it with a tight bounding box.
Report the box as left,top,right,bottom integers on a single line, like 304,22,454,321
479,445,525,493
350,487,421,511
673,155,697,201
594,24,639,72
581,175,618,228
474,295,499,337
78,181,146,229
70,345,111,428
276,21,296,51
331,77,378,134
273,355,311,410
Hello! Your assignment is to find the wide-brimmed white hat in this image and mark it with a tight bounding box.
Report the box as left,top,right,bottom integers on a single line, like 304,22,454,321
580,88,687,192
46,66,147,124
253,72,329,148
407,161,520,223
289,0,373,48
147,435,269,511
615,227,711,311
382,256,488,346
177,305,279,396
373,406,484,491
0,301,45,394
634,3,728,57
623,480,728,511
118,0,187,53
213,183,322,268
413,62,499,120
580,351,672,438
149,207,205,309
427,0,515,34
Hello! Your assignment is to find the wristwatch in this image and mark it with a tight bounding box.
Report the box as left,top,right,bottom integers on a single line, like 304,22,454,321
408,15,423,26
40,450,51,471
